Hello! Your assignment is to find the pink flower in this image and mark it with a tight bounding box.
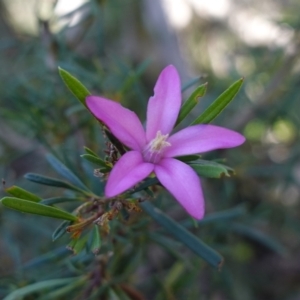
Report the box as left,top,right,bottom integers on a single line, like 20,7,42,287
86,65,245,219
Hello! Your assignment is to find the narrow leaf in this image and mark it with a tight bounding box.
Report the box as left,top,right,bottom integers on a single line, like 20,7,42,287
136,58,152,75
140,201,223,269
190,159,234,178
41,197,83,205
80,154,111,169
74,235,89,255
39,277,86,300
111,286,132,300
3,278,80,300
5,185,41,202
230,223,287,256
24,173,89,195
199,205,246,224
52,220,70,241
67,235,88,255
84,146,98,157
65,104,85,116
176,83,207,126
177,155,201,162
183,205,247,228
191,78,244,125
1,197,78,221
23,247,69,269
46,154,90,192
91,226,102,255
149,233,186,261
58,67,90,106
181,77,201,92
129,177,160,194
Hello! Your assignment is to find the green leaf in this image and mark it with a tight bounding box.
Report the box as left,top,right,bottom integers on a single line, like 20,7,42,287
190,159,234,178
1,197,78,221
111,286,132,300
24,173,90,195
181,77,201,92
149,233,186,261
176,83,207,126
74,235,89,255
108,288,121,300
3,277,81,300
191,78,244,125
136,58,152,75
183,205,247,228
164,261,186,288
46,154,90,192
140,201,224,269
199,205,246,224
39,277,87,300
65,104,85,116
91,226,102,255
84,146,98,157
23,248,69,269
41,197,83,205
177,155,201,162
80,154,111,169
58,67,90,106
230,223,287,256
67,235,89,255
129,177,159,194
5,185,41,202
52,220,70,241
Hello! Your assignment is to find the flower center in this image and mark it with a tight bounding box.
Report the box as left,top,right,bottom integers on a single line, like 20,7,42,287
143,131,171,163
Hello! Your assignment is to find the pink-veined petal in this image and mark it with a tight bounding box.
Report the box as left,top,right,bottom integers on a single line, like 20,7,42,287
146,65,182,141
164,125,245,158
105,151,154,198
155,158,205,220
86,96,146,151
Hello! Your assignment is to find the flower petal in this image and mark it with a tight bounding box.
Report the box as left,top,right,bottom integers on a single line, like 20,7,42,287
146,65,182,141
164,125,246,158
155,158,205,219
105,151,154,197
86,96,146,151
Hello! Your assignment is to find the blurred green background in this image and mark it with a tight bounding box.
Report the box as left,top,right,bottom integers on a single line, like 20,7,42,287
1,0,300,299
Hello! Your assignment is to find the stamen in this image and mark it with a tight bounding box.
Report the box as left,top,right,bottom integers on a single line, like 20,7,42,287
149,131,171,152
143,131,171,163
